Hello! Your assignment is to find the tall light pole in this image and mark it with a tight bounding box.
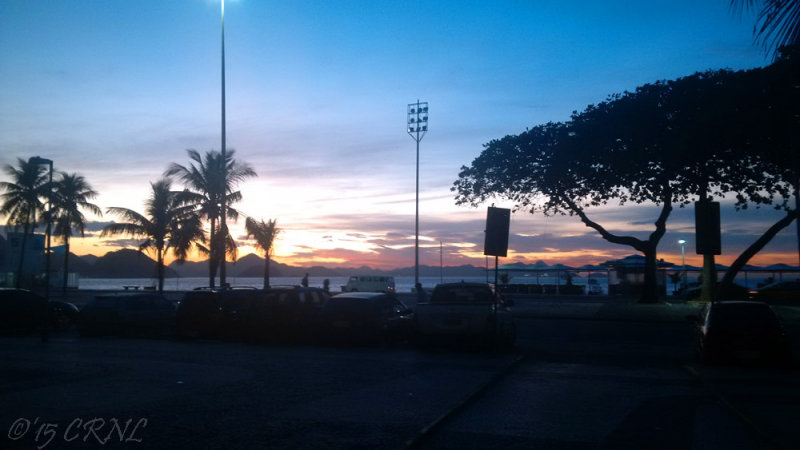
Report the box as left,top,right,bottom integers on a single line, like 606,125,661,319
29,156,53,301
407,101,428,291
678,239,687,291
219,0,228,287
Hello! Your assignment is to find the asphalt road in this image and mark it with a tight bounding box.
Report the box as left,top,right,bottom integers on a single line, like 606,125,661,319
2,299,799,449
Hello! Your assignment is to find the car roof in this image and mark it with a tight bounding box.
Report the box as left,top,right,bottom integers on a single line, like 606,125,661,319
94,293,166,299
192,286,258,291
332,292,387,299
710,300,776,310
0,288,37,293
435,282,490,288
265,286,328,292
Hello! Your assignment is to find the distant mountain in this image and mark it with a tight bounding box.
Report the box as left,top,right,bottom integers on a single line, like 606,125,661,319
80,254,99,266
76,251,487,279
85,249,177,279
50,252,95,276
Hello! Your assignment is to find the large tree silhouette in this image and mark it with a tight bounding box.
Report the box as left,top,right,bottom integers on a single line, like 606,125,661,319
101,179,204,293
245,217,281,289
0,158,47,288
52,172,102,293
455,64,797,302
165,149,256,287
717,47,799,295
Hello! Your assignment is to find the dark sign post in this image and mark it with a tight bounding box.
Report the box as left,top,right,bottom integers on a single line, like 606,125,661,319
695,200,721,256
484,207,511,291
695,200,721,302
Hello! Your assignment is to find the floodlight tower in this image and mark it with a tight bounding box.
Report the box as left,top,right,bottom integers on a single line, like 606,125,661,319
219,0,228,286
407,100,428,290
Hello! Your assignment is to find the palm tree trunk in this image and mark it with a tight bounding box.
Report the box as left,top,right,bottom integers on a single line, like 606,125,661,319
15,214,32,289
263,255,271,289
156,248,165,294
62,241,70,295
208,217,217,288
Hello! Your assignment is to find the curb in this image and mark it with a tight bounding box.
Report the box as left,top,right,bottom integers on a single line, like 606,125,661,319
405,354,525,449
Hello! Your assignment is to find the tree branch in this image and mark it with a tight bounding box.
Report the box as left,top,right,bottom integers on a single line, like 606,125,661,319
718,208,799,298
561,196,648,252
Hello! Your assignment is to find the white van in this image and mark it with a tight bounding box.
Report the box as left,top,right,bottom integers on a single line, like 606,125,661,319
343,275,396,293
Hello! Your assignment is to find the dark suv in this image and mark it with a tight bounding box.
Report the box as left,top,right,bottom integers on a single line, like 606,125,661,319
244,286,330,342
176,287,256,338
176,286,330,343
77,293,176,337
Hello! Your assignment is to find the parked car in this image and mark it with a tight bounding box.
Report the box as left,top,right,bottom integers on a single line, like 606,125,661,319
245,286,330,342
415,282,515,350
176,287,258,338
78,293,176,337
0,288,79,333
748,280,800,304
342,275,396,293
687,301,791,365
317,292,414,345
177,286,331,343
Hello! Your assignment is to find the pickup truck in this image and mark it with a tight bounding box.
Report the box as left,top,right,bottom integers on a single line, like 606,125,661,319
414,282,515,348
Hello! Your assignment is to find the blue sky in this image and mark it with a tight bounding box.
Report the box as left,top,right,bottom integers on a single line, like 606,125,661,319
1,0,795,269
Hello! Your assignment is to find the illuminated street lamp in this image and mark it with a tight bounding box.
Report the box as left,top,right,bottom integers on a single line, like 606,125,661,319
407,100,428,291
29,156,53,300
678,239,687,291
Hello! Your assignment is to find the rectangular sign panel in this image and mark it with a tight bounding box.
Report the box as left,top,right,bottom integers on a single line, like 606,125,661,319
484,207,511,257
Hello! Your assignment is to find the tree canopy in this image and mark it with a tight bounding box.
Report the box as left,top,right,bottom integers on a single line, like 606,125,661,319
454,54,798,302
102,179,205,293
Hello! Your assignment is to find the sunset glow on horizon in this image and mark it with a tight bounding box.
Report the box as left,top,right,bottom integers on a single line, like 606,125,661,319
2,1,798,272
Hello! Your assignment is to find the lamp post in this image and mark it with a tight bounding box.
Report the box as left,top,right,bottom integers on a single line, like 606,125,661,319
407,100,428,291
219,0,228,287
678,239,687,291
29,156,53,301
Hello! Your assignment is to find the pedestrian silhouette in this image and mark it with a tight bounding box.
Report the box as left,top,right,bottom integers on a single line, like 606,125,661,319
301,273,309,287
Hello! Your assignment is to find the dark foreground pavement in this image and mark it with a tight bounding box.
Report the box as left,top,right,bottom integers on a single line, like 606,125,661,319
2,295,799,449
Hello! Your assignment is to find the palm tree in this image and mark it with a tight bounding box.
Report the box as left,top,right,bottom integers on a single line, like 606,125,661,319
101,179,204,293
245,217,281,289
732,0,800,57
52,172,102,294
0,158,47,287
165,149,256,287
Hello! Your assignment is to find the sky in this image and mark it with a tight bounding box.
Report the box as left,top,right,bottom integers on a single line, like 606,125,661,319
1,0,796,270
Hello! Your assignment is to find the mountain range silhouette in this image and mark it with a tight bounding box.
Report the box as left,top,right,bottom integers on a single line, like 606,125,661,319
48,249,487,279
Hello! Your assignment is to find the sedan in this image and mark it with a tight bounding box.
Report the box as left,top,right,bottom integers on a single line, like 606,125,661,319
78,293,176,337
316,292,414,345
0,288,79,334
688,300,791,365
